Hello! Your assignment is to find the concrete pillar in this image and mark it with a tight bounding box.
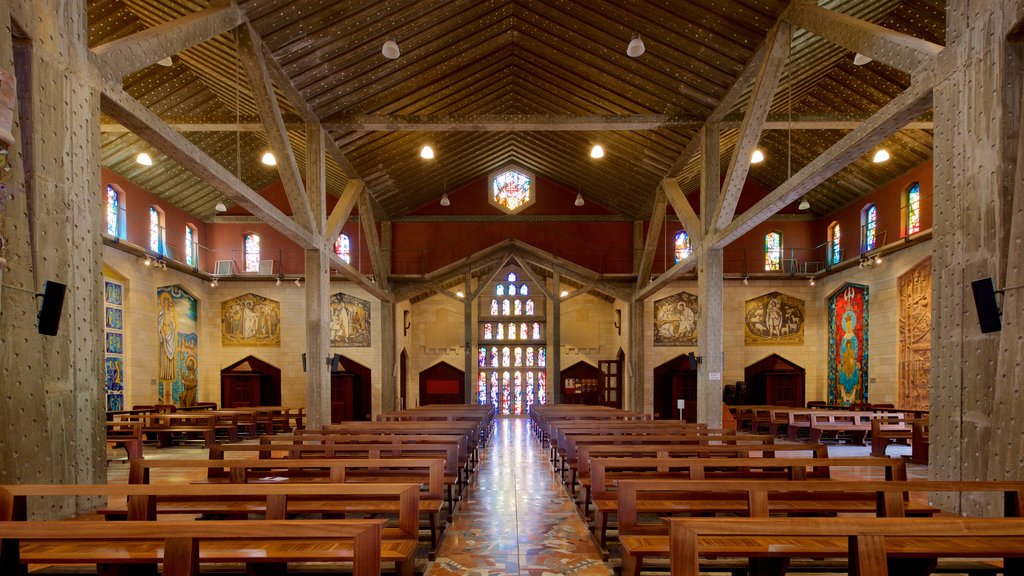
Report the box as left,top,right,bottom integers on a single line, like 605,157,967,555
0,1,105,507
463,273,472,403
697,125,723,426
380,221,395,413
931,1,1024,513
628,297,644,412
304,124,329,428
551,270,561,404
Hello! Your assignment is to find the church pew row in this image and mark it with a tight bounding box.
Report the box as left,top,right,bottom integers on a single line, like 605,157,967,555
127,457,447,553
669,516,1024,576
261,432,476,476
590,456,908,549
0,519,383,576
623,479,1024,576
1,482,419,575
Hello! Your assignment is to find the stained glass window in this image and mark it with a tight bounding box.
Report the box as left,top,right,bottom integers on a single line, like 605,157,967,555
907,182,921,235
539,348,547,367
526,372,535,412
520,323,528,340
526,347,535,366
520,284,528,296
514,347,522,367
106,186,120,236
334,233,351,263
244,233,260,272
538,372,547,404
490,373,499,410
149,207,163,254
496,285,504,296
477,373,487,405
502,372,511,414
532,322,541,339
496,323,504,340
490,168,533,214
513,372,523,415
862,204,877,252
674,230,691,263
509,283,517,296
502,347,510,367
478,347,487,367
184,225,195,266
507,272,517,282
765,231,782,271
508,322,517,339
490,347,498,367
514,300,523,315
484,323,492,340
828,222,841,266
502,299,510,315
490,299,499,315
526,299,535,315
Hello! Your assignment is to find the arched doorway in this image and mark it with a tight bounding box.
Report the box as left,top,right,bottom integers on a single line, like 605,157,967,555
220,356,282,408
331,355,371,422
419,362,465,406
560,361,604,405
653,354,697,421
744,354,806,407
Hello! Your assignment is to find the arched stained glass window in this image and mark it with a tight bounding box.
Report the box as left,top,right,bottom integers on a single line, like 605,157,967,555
149,206,165,254
244,233,260,272
105,186,121,237
520,284,528,296
334,233,351,263
533,322,541,339
765,231,782,271
184,225,196,266
502,372,511,414
526,347,535,366
538,348,547,367
906,182,921,235
483,323,492,340
514,347,522,367
828,222,841,266
502,347,510,367
478,347,487,368
477,372,487,405
514,300,522,315
519,322,528,340
496,323,504,340
490,373,499,409
862,204,877,252
490,347,498,367
508,283,517,296
514,372,523,415
674,230,691,263
496,284,504,296
490,299,499,315
538,372,547,404
502,299,510,315
525,299,535,315
507,272,517,282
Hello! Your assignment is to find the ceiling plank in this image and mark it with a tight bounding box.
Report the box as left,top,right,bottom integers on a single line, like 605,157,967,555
712,80,934,249
237,22,314,234
92,3,243,79
326,179,362,241
358,191,389,292
662,179,703,244
99,84,318,249
784,3,943,75
713,22,792,233
634,188,668,293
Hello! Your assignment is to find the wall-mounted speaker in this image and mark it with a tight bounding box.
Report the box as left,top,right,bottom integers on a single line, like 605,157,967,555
971,277,1002,334
37,281,66,336
301,353,307,372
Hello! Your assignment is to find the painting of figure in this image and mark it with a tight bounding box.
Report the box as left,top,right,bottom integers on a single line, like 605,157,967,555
744,292,805,344
330,292,371,347
654,292,698,346
221,293,281,346
156,285,198,407
898,258,932,411
828,283,868,405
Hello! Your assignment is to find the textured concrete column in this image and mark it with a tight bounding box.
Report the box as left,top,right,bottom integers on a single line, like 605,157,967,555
931,1,1024,514
380,221,395,412
551,270,561,404
304,124,329,428
463,272,472,403
697,125,723,426
0,0,105,506
628,298,644,413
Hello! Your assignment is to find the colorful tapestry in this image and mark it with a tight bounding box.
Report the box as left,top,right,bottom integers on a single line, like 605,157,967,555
330,292,371,347
157,285,198,407
654,292,698,346
221,293,281,346
898,257,932,410
827,283,869,405
744,292,805,345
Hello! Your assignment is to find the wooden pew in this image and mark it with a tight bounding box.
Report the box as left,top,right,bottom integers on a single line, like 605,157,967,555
0,519,383,576
132,412,218,447
669,517,1024,576
870,412,912,456
911,417,929,465
105,420,143,460
808,410,881,444
264,432,473,477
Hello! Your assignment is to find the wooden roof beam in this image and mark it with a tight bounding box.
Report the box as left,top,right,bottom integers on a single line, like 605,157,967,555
634,188,668,293
328,253,389,302
713,22,791,233
784,3,943,75
662,179,702,244
635,251,699,302
712,80,934,250
357,191,389,292
237,22,313,234
326,179,362,242
92,2,243,80
99,84,318,249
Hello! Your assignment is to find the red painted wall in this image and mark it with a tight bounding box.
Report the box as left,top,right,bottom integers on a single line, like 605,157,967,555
101,168,209,270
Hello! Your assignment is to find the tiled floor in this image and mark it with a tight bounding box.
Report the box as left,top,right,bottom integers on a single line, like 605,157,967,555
427,418,612,576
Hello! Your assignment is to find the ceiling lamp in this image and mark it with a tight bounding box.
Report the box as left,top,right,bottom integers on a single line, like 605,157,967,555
853,53,873,66
214,202,227,213
590,144,605,159
439,192,451,207
626,33,645,58
560,290,570,298
750,148,765,164
872,149,890,163
809,277,816,286
210,277,218,287
275,277,281,286
456,291,465,298
742,275,749,286
157,57,174,67
135,152,153,166
381,38,400,59
798,197,810,211
574,192,585,207
261,151,277,166
295,277,302,287
420,145,435,159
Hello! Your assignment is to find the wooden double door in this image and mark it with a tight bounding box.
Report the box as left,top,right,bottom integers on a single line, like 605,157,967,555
330,355,371,422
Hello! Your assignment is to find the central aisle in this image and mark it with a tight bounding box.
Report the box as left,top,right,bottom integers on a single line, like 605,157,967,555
428,417,612,576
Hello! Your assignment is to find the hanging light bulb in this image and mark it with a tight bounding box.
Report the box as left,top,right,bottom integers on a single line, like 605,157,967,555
275,277,281,286
750,148,765,164
875,255,883,265
214,202,228,213
853,53,873,66
809,277,816,286
136,152,153,166
590,144,605,159
574,192,585,207
798,197,811,211
261,151,277,166
626,33,645,57
560,290,569,298
872,149,890,163
210,277,218,287
439,192,450,207
742,275,749,286
420,145,435,159
295,277,303,287
456,291,465,298
381,38,400,59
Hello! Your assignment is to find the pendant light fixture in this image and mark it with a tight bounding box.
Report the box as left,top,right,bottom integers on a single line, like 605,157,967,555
590,144,604,159
574,192,585,207
750,148,765,164
135,152,153,166
382,38,400,59
798,197,810,210
626,33,645,57
420,145,435,159
872,149,890,163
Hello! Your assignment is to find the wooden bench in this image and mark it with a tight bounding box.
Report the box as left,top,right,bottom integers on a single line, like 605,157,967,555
1,482,418,575
871,412,912,456
131,412,218,447
264,432,473,477
910,417,929,464
623,479,1024,576
0,518,383,576
105,420,143,460
809,410,881,444
669,516,1024,576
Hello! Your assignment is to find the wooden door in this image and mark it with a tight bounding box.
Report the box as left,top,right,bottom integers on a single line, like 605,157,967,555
221,374,260,407
598,359,622,408
671,373,698,422
766,372,805,407
330,373,355,423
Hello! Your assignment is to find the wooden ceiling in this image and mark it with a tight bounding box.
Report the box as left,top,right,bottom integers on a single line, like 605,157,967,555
91,0,942,221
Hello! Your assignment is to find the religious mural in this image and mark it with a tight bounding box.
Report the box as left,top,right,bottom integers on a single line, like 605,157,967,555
654,292,698,346
330,292,371,347
898,257,932,410
103,274,125,412
156,285,198,407
221,293,281,346
744,291,805,345
827,283,869,405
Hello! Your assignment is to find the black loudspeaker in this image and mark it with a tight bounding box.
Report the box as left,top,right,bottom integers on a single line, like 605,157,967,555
687,351,697,369
301,353,307,372
37,281,66,336
971,277,1002,334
